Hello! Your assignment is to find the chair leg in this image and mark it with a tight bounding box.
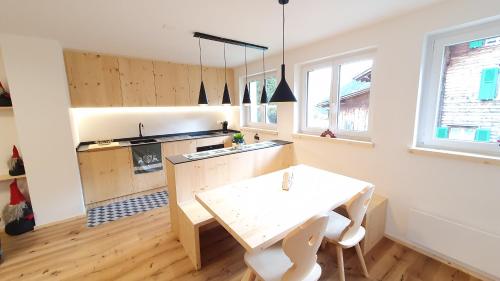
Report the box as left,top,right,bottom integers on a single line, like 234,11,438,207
336,246,345,281
355,243,369,278
241,268,256,281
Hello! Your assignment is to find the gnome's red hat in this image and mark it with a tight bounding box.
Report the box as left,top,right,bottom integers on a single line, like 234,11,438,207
12,145,21,159
2,180,27,224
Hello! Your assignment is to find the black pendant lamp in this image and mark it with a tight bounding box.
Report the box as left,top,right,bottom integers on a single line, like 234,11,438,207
221,43,232,105
242,46,251,106
260,49,268,104
270,0,297,103
198,38,208,105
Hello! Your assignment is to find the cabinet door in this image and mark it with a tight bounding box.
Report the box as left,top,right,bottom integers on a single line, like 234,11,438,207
64,51,122,107
163,140,197,157
188,66,227,106
226,69,237,105
187,65,202,106
204,67,219,105
154,61,191,106
119,57,156,106
78,148,134,204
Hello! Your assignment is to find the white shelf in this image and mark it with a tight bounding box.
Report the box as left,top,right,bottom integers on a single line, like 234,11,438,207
0,174,26,182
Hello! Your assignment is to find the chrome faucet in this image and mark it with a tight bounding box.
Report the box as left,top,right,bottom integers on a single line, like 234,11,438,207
138,122,144,138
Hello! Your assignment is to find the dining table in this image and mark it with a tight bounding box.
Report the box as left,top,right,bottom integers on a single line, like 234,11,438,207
195,164,374,252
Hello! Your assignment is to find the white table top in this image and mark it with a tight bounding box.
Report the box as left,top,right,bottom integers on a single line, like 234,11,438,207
195,164,374,252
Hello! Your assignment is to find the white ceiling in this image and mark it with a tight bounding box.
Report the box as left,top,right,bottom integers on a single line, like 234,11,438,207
0,0,444,67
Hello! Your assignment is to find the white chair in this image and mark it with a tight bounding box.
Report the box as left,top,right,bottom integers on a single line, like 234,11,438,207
324,186,374,281
242,214,329,281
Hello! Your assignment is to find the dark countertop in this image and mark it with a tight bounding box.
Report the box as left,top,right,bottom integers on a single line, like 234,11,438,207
166,139,293,165
77,129,239,152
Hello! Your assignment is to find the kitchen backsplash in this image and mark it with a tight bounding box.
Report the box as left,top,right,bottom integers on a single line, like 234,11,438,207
72,107,240,142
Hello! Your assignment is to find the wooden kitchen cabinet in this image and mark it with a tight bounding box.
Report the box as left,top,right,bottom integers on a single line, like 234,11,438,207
119,57,156,106
64,50,237,107
162,140,197,158
188,66,226,106
78,147,134,204
63,51,122,107
131,166,166,194
162,140,197,184
154,61,192,106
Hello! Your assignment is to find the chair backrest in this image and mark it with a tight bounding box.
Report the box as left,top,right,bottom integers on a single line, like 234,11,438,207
282,214,329,281
342,185,375,241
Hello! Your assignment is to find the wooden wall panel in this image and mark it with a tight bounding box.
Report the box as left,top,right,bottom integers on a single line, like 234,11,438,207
154,61,191,106
64,51,122,107
119,57,156,106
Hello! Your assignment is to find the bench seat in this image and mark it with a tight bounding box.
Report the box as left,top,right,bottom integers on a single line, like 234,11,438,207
178,200,215,227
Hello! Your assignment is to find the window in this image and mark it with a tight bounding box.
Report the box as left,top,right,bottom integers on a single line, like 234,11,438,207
244,73,278,128
301,51,375,139
416,19,500,156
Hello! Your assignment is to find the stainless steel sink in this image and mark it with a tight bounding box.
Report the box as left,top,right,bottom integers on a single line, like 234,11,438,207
130,138,158,145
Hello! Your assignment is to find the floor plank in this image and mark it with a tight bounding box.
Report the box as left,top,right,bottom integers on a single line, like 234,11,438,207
0,206,483,280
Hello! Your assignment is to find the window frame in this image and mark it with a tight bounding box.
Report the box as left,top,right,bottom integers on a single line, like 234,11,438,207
299,50,376,140
415,19,500,156
242,71,278,130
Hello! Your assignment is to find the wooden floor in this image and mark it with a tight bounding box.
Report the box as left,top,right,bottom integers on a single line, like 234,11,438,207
0,206,482,281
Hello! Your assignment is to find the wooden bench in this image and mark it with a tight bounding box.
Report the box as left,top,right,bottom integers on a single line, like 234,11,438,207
166,143,294,270
177,200,215,269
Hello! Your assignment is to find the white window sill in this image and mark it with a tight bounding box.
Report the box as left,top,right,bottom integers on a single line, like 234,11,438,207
240,127,279,135
408,146,500,166
292,133,374,148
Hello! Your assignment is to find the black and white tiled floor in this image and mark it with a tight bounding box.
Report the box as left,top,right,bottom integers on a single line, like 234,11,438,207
87,190,168,227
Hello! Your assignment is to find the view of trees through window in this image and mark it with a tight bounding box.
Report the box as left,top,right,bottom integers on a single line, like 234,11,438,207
249,76,278,125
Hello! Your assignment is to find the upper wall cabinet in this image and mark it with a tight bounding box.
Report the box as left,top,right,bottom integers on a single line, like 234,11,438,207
64,51,123,107
154,61,191,106
118,57,156,106
63,50,236,107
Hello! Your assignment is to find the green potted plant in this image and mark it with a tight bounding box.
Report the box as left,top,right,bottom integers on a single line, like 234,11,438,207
232,133,245,149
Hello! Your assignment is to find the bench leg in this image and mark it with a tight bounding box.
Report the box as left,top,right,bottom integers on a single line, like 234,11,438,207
178,208,202,270
241,268,256,281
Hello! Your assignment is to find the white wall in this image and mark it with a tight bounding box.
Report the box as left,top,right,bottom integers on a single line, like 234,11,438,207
236,0,500,278
73,106,240,142
0,34,85,226
0,48,29,227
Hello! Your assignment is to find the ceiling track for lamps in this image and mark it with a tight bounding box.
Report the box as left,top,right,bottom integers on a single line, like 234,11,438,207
193,32,269,106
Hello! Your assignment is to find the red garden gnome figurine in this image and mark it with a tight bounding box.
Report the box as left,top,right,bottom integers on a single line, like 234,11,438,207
8,145,25,176
2,180,35,235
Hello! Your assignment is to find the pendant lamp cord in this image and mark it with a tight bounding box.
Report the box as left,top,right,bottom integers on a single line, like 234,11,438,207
224,43,227,82
245,46,248,85
199,38,203,81
262,49,266,81
282,3,285,65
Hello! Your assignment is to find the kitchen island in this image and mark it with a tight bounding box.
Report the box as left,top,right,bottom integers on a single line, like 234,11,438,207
76,130,237,205
165,140,293,269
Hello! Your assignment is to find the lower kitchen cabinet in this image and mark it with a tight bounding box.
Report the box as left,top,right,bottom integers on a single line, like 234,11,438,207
78,137,233,205
78,147,134,204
